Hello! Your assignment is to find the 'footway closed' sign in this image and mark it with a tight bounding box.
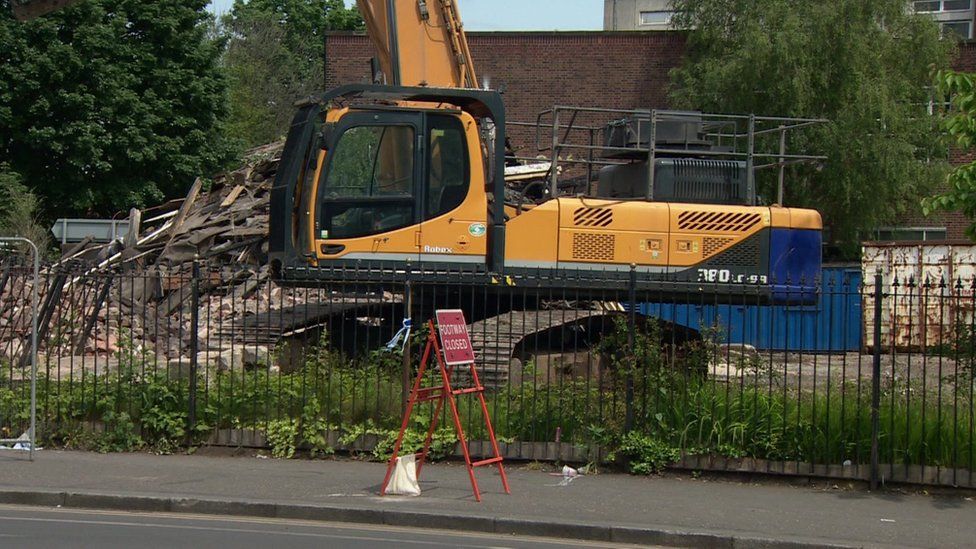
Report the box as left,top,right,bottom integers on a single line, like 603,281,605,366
435,309,475,365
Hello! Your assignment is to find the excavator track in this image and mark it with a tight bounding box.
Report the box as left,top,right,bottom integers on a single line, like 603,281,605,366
211,293,617,390
468,308,613,388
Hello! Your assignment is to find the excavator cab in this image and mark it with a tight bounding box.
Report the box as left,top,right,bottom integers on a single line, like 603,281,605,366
313,107,487,265
269,85,509,283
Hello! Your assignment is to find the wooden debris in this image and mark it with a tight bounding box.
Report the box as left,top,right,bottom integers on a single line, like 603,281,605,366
0,143,288,364
220,185,246,208
124,208,142,249
168,177,203,240
72,278,113,355
505,161,552,182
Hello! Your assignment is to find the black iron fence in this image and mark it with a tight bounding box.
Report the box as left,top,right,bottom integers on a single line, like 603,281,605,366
0,259,973,488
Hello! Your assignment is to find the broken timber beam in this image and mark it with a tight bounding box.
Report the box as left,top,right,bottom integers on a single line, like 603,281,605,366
18,269,68,369
72,275,113,355
220,185,245,208
124,208,142,249
167,177,203,240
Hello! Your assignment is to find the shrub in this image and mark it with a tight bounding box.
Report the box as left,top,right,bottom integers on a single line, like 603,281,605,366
613,431,680,475
0,166,52,256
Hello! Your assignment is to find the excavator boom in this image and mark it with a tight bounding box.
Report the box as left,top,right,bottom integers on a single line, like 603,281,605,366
358,0,478,88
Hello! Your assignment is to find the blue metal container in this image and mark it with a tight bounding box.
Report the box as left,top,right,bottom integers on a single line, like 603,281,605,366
639,266,862,352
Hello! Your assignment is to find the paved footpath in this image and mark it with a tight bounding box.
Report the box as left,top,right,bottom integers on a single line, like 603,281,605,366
0,449,970,548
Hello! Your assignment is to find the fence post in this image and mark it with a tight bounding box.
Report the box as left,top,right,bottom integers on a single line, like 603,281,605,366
870,268,883,490
29,241,37,462
188,260,200,445
625,265,637,433
401,279,413,415
0,238,40,461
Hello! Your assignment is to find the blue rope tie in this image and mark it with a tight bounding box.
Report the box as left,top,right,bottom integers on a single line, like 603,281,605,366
385,318,412,352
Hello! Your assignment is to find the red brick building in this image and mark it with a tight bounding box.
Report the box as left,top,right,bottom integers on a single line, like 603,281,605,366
325,31,976,240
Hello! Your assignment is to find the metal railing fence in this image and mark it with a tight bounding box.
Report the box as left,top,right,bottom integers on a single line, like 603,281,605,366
0,259,972,488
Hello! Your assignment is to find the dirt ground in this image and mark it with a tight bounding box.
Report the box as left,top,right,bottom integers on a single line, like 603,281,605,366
710,350,974,396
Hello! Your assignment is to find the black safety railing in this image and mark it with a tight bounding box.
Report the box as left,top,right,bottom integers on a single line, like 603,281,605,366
0,259,972,488
505,108,827,207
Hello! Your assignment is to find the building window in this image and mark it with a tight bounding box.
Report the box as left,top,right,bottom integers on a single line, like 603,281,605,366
914,0,973,12
941,20,973,38
872,227,948,242
639,10,675,26
923,85,953,115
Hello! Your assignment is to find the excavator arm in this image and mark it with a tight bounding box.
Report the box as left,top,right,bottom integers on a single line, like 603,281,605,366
358,0,478,88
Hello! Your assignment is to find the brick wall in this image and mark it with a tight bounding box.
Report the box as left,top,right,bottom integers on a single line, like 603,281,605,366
324,31,976,240
326,31,685,111
906,41,976,238
325,31,685,157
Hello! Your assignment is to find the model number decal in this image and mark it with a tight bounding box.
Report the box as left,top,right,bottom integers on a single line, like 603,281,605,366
697,269,768,285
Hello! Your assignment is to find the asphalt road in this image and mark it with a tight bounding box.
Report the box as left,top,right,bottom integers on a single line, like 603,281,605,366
0,504,651,549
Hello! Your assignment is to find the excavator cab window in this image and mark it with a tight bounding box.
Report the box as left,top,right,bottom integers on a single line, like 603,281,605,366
425,115,468,219
319,123,418,239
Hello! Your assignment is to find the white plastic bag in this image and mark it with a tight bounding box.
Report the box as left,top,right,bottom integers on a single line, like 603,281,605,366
385,454,421,496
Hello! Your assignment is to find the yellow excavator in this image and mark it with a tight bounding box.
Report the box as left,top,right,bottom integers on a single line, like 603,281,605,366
267,0,823,302
11,0,824,303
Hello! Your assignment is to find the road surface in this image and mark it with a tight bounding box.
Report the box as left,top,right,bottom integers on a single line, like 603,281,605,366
0,504,651,548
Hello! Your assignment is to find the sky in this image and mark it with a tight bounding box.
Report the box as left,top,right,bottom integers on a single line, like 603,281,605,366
206,0,603,31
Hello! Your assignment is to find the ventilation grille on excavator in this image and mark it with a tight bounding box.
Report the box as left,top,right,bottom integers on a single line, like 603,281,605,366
573,208,613,227
702,237,736,259
572,233,615,261
677,211,762,232
712,238,761,267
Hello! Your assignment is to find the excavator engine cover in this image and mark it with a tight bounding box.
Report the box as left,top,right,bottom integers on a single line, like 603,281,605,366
598,159,750,205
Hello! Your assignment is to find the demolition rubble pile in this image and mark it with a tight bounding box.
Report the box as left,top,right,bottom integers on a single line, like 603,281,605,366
0,143,302,369
0,144,557,371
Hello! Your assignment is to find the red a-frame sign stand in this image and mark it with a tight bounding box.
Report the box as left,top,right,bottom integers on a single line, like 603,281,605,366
380,310,510,502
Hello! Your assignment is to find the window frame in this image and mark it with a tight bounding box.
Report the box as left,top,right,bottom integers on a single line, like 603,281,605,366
873,227,948,242
315,111,423,241
423,114,471,221
638,10,675,26
941,19,973,39
914,0,974,13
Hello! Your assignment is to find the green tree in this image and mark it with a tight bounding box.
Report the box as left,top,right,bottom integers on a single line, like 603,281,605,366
228,0,363,52
670,0,953,254
0,0,234,217
222,0,363,149
0,165,51,255
922,70,976,239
